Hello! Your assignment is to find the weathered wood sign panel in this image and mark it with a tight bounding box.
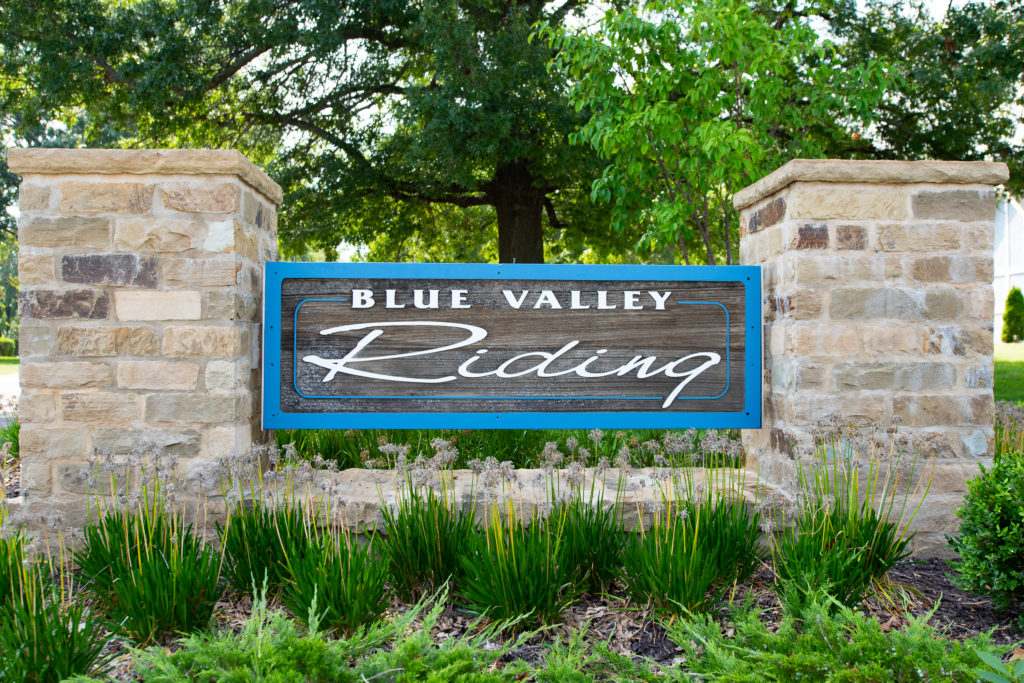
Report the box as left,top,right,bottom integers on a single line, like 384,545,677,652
263,263,761,429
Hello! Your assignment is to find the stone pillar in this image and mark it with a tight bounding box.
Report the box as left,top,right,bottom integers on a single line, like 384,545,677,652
736,159,1007,556
8,149,280,530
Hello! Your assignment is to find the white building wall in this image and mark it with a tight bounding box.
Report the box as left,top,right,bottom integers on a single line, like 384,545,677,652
994,197,1024,335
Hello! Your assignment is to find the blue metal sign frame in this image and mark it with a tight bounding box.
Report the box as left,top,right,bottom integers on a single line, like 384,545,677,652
263,262,762,429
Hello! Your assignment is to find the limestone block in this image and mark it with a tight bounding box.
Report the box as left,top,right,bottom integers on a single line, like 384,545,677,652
963,362,993,389
55,461,128,495
19,217,110,249
784,324,860,356
859,325,921,355
17,321,54,357
746,196,788,233
924,289,963,320
205,360,246,390
162,258,238,287
963,287,995,321
114,218,196,252
792,224,829,249
911,189,995,222
877,223,960,252
923,325,993,356
204,291,247,320
788,185,908,220
115,326,160,356
893,394,993,427
18,459,53,498
18,185,51,211
19,251,55,285
18,390,57,423
114,290,201,321
60,181,154,214
243,191,275,232
92,427,201,458
20,361,112,389
61,391,142,422
57,327,117,357
202,220,238,252
61,254,158,288
20,425,90,460
830,288,927,320
961,223,994,251
835,225,868,250
162,326,242,358
162,182,239,213
20,288,110,320
832,362,956,392
117,360,200,391
145,393,240,423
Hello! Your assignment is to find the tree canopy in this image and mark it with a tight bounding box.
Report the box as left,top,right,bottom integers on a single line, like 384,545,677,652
1,0,1022,265
1,0,619,263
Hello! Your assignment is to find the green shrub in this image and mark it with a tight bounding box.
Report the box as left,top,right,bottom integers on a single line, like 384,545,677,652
459,503,580,627
621,492,762,615
381,480,477,600
669,589,998,682
1003,286,1024,343
218,497,313,596
0,566,116,682
74,490,225,644
0,336,14,357
949,452,1024,626
126,589,525,682
280,526,390,636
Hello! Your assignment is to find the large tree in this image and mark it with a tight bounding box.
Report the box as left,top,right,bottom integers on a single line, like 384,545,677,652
827,0,1024,195
0,0,613,263
544,0,891,264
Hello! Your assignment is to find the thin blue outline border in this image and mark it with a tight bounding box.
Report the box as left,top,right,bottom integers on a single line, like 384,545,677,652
262,262,762,429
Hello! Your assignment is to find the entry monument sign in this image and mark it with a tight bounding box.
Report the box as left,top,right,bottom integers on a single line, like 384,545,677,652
263,263,761,429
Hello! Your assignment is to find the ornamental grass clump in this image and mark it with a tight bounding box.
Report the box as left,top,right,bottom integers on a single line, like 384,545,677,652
218,496,314,596
553,489,625,595
996,401,1024,459
769,420,928,612
0,561,116,683
74,485,224,645
381,477,477,600
459,501,581,627
280,521,390,637
621,469,762,615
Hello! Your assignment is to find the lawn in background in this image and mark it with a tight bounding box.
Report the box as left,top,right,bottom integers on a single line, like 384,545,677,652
0,357,17,376
995,341,1024,403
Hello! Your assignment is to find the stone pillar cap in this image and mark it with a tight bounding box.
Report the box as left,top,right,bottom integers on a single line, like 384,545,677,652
734,158,1009,211
7,148,283,205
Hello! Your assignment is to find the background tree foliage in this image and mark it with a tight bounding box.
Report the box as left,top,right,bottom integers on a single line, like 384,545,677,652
544,0,891,265
0,0,1022,269
0,0,625,264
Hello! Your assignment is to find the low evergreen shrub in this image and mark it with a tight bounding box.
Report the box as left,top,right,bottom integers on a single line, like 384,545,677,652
949,451,1024,627
74,489,224,644
1003,286,1024,343
280,525,390,636
0,336,15,357
381,479,477,600
459,502,581,627
669,590,999,682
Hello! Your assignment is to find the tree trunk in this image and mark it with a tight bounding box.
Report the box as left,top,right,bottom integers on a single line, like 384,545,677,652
490,161,545,263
